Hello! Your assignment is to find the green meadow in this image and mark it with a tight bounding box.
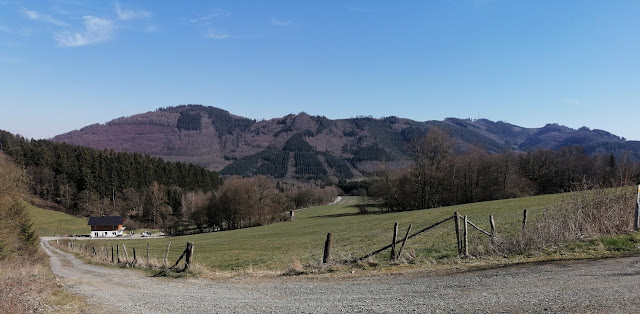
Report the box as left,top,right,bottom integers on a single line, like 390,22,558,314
28,204,88,237
36,190,640,273
101,194,562,271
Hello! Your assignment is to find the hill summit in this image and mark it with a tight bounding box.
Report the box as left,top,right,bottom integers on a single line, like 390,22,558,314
51,105,640,180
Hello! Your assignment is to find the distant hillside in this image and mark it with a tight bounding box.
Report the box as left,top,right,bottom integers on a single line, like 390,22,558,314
51,105,640,180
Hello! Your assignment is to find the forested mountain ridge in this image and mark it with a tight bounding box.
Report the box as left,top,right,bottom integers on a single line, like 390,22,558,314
50,105,640,180
0,130,221,226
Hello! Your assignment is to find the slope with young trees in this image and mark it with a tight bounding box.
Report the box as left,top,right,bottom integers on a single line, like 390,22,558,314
0,130,221,228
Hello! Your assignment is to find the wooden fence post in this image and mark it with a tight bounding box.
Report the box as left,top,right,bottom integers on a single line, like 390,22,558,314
132,247,137,266
184,242,194,271
391,222,398,261
634,185,640,231
396,224,412,261
163,242,171,268
454,212,461,256
522,209,528,231
170,242,195,271
323,233,333,264
464,215,469,257
116,244,120,264
490,215,496,244
146,243,150,267
111,245,114,263
122,244,129,264
356,216,454,262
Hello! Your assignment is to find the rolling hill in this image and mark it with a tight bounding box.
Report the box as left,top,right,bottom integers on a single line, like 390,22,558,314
51,105,640,181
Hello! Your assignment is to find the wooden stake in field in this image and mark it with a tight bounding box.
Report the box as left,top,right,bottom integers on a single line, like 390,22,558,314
122,244,129,265
490,215,496,245
463,215,469,257
184,242,194,270
146,243,150,267
171,242,195,271
396,224,412,261
111,245,114,263
634,185,640,231
391,222,398,261
522,209,528,231
323,233,333,264
454,212,461,256
357,216,454,262
132,247,137,266
163,242,171,268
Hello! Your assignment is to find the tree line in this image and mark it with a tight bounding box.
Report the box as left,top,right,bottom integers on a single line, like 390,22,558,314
0,130,338,234
165,176,338,235
0,130,221,228
369,129,640,211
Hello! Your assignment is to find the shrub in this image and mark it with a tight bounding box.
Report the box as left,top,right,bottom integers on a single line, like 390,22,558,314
497,183,636,253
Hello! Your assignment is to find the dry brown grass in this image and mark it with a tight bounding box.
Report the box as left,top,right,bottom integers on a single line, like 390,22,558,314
0,155,87,313
282,257,305,276
0,255,87,313
495,184,637,253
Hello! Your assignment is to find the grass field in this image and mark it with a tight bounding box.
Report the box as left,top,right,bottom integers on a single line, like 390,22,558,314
88,193,570,272
27,204,89,237
43,188,640,273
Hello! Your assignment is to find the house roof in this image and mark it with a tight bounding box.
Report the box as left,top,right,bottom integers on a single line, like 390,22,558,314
87,216,125,226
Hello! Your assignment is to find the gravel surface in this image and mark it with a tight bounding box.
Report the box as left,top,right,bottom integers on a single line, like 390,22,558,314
41,237,640,313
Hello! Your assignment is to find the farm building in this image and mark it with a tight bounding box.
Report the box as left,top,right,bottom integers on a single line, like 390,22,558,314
88,216,126,238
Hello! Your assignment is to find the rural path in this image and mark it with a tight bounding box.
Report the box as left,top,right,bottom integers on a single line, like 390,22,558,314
41,237,640,313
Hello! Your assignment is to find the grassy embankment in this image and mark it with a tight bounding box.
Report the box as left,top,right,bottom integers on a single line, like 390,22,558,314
73,189,639,274
28,204,89,236
0,204,90,313
0,152,88,313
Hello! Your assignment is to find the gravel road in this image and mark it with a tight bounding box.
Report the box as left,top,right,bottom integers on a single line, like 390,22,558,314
41,237,640,313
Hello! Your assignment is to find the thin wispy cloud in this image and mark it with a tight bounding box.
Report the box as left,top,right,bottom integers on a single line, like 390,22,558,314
22,9,68,27
115,3,150,21
270,18,292,27
55,16,115,47
189,9,230,24
206,29,230,39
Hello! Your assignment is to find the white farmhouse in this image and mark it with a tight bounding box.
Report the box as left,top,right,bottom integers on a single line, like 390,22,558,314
87,216,126,238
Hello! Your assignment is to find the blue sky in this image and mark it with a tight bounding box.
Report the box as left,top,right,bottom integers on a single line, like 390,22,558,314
1,1,639,140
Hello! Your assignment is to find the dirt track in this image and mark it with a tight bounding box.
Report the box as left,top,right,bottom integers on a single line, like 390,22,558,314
41,237,640,313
